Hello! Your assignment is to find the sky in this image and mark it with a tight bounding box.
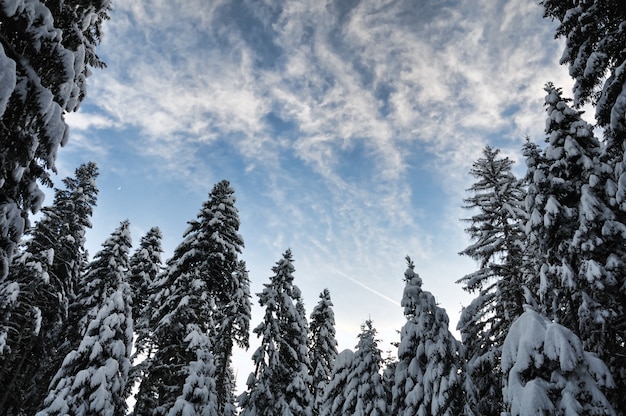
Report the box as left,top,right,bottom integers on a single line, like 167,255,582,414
50,0,577,391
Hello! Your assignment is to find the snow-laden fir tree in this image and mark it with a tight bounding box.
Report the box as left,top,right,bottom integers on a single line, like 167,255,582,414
126,227,163,401
540,0,626,139
166,325,218,416
340,320,387,416
392,257,463,416
319,349,354,416
456,146,527,416
239,249,313,416
0,162,99,415
308,288,338,416
36,221,133,416
501,306,615,416
135,180,246,416
0,1,110,280
523,84,626,411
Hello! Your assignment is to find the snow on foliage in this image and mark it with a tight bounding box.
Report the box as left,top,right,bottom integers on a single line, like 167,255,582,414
393,257,463,416
239,249,312,416
502,307,615,416
309,289,338,416
0,0,110,280
37,284,133,416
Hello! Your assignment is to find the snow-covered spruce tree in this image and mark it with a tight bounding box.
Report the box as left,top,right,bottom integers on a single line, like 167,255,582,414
524,84,626,410
126,227,163,401
456,145,527,416
0,162,99,415
501,306,615,416
0,1,110,280
166,326,218,416
308,288,338,416
239,249,312,416
392,257,463,416
541,0,626,139
36,221,133,416
319,349,354,416
135,180,246,415
341,320,386,416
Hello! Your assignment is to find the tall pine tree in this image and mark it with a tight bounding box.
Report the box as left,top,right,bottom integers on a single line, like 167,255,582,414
457,146,527,415
523,85,626,410
135,180,246,415
0,162,99,415
239,249,312,416
319,349,354,416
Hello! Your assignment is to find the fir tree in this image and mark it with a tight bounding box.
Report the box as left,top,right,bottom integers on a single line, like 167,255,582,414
392,257,463,416
457,146,527,415
319,349,354,416
0,1,110,280
308,289,338,416
36,221,133,416
0,162,99,415
239,249,313,416
136,180,245,415
501,307,615,416
166,326,218,416
126,227,163,402
523,84,626,410
342,320,386,416
541,0,626,137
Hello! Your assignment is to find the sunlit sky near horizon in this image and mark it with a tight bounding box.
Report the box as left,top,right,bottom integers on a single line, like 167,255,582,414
50,0,577,390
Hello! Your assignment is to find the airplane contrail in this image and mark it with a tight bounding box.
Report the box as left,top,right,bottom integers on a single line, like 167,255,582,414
336,270,400,307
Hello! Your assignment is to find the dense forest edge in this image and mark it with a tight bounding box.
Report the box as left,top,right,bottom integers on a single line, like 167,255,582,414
1,0,625,415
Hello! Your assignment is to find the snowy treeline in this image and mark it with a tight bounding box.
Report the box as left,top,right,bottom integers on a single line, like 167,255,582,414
1,0,626,415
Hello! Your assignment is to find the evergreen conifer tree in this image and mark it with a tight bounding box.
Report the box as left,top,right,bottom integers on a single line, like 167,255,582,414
319,349,354,416
0,162,99,415
457,146,527,415
501,307,615,416
523,85,626,409
392,257,463,416
308,289,338,416
36,221,133,416
239,249,313,416
126,227,163,402
135,180,245,415
341,320,386,416
0,1,110,280
541,0,626,138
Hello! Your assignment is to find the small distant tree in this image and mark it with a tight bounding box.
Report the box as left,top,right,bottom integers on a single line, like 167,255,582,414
239,249,312,416
392,257,463,416
308,289,338,415
341,320,387,416
501,307,615,416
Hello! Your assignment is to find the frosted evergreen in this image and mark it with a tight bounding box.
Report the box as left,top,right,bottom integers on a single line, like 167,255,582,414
502,307,615,416
239,249,312,416
308,289,338,416
457,146,527,416
0,0,110,280
392,257,463,416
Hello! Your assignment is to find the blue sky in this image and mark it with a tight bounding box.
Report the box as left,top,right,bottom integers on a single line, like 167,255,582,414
53,0,574,388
